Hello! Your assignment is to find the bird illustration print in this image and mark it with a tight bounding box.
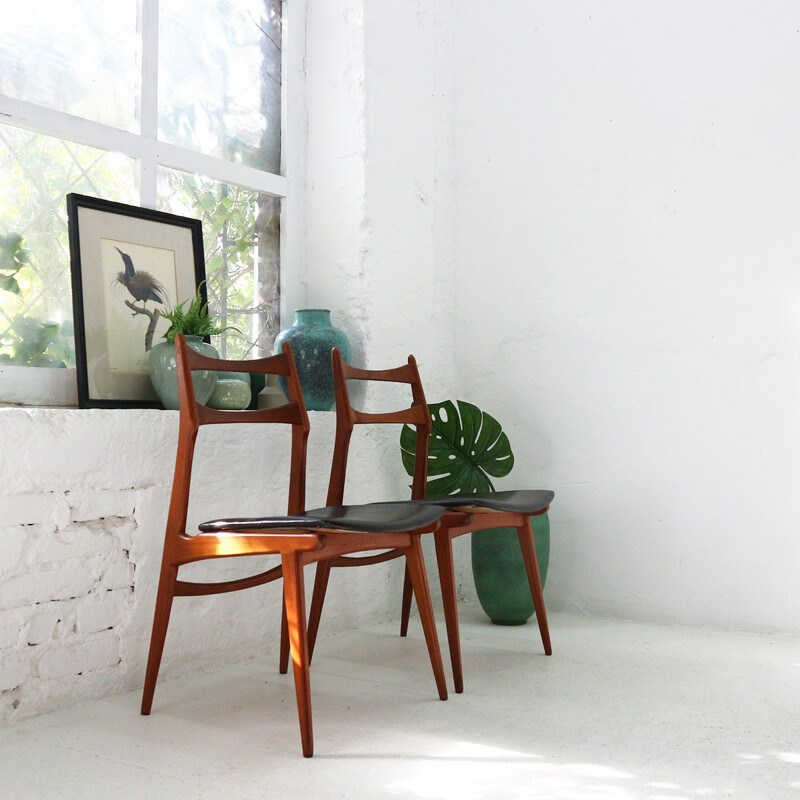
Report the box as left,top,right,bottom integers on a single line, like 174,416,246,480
111,246,169,352
114,246,167,306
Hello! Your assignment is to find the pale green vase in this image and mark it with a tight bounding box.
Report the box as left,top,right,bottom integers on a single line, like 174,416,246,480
148,336,218,410
208,371,251,410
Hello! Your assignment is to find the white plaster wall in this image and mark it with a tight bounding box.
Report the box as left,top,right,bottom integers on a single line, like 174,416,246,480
451,2,800,635
302,2,463,600
304,0,455,388
360,2,456,391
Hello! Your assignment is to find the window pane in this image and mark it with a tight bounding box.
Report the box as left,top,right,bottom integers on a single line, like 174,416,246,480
159,0,281,172
0,1,138,131
158,168,280,360
0,126,135,368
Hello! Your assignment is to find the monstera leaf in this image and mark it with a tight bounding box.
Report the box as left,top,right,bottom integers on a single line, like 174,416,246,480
400,400,514,497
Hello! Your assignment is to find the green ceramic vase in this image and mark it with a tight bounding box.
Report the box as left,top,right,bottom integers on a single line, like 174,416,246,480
148,336,218,410
274,309,351,411
471,513,550,625
208,371,251,410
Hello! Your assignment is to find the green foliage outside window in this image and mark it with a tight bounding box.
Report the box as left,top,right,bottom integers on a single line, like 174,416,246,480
0,232,71,367
0,129,133,368
159,171,280,360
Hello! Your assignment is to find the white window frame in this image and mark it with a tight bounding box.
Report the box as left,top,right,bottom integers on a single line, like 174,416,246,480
0,0,306,407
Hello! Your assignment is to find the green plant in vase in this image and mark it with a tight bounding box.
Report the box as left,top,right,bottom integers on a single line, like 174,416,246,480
400,399,550,625
160,283,231,342
148,284,229,409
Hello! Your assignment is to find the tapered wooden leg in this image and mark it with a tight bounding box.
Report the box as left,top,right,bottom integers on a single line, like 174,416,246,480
399,565,413,637
141,565,178,715
404,540,448,701
282,552,314,758
518,517,552,655
434,530,463,693
307,559,333,661
279,601,290,674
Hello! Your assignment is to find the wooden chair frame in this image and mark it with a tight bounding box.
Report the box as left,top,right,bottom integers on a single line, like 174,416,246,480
306,348,552,694
302,355,432,665
141,335,448,757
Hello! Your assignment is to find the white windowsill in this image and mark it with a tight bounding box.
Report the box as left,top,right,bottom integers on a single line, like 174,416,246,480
0,364,79,407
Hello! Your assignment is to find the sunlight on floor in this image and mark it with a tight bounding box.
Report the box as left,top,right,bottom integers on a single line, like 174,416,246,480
386,740,640,800
772,752,800,764
378,737,800,800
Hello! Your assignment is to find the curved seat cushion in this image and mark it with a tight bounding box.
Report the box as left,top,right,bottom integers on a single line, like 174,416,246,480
430,489,554,514
198,501,446,535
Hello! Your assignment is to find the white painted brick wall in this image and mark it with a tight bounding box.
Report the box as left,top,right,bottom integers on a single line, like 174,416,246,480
0,494,70,528
37,633,119,680
26,612,60,646
0,656,30,692
99,561,134,591
0,526,27,574
76,595,127,635
33,522,127,564
66,489,137,523
0,567,98,610
0,612,21,650
0,407,414,724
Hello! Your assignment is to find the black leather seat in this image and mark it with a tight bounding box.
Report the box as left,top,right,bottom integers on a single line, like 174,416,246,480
199,501,448,534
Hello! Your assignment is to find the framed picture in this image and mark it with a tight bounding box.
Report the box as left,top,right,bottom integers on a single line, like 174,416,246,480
67,193,206,408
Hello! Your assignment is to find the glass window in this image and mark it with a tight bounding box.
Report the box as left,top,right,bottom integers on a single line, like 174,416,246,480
0,128,134,367
159,0,282,172
158,168,280,358
0,1,139,131
0,0,283,399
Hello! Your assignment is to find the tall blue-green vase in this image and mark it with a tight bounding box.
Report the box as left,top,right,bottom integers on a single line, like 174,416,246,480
471,513,550,625
274,309,351,411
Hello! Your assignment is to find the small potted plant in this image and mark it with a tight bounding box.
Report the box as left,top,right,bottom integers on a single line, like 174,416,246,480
148,283,227,409
401,399,550,625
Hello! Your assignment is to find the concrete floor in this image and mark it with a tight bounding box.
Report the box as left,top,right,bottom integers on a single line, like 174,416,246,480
0,610,798,800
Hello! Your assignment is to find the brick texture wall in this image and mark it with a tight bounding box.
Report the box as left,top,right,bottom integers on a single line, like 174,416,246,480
0,407,414,723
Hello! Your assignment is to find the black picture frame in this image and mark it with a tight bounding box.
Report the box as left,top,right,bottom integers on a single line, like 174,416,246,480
67,193,206,409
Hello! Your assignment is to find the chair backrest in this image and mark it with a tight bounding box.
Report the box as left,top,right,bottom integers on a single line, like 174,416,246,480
166,334,310,542
327,347,431,505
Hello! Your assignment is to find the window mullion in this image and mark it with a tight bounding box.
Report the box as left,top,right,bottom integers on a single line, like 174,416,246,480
138,0,159,208
0,96,287,196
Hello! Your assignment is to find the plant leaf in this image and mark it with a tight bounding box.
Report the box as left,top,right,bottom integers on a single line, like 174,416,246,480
0,273,21,294
400,399,514,498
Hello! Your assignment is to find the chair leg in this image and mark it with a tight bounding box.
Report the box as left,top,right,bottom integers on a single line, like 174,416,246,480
281,551,314,758
400,565,413,637
434,530,464,693
518,517,552,656
404,539,448,701
141,564,178,715
306,559,333,662
279,601,290,675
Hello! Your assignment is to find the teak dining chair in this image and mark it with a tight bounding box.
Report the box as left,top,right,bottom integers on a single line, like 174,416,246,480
305,348,553,694
141,334,450,757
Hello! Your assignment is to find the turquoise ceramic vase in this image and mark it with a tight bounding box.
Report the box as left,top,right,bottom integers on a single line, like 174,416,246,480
273,309,351,411
148,336,219,410
471,513,550,625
